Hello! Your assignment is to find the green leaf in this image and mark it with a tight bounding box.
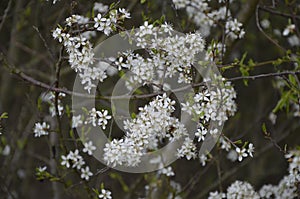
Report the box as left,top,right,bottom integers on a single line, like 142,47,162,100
131,112,136,119
37,97,43,111
234,139,243,145
0,112,8,119
140,0,146,4
262,123,268,136
273,91,291,113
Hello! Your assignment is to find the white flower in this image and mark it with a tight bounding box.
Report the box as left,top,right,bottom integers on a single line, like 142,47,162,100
119,8,131,19
158,166,175,177
47,0,60,4
208,191,225,199
227,150,238,162
2,145,10,156
220,137,231,151
83,141,96,155
98,189,112,199
97,110,112,129
61,155,70,168
260,19,270,29
52,28,63,42
199,154,208,166
268,112,277,125
195,127,207,142
247,143,255,157
236,147,248,162
72,115,83,128
37,166,47,173
61,150,86,170
94,14,105,29
283,24,295,36
287,35,300,47
80,166,93,181
33,122,50,137
93,2,109,13
85,108,111,129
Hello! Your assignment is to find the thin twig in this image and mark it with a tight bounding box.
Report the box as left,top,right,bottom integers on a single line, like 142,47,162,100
259,5,300,20
228,70,300,81
255,5,286,52
4,56,300,100
0,0,12,32
33,26,56,63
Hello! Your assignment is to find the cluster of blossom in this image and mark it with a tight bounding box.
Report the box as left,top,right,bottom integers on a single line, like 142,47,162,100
60,144,96,181
198,138,254,167
209,149,300,199
72,108,112,130
178,79,240,163
157,166,175,177
84,108,112,129
225,141,254,162
208,180,259,199
33,122,50,137
103,93,190,167
172,0,245,40
225,19,245,40
52,3,130,92
32,92,68,137
41,92,66,117
114,21,205,88
182,80,237,126
258,150,300,199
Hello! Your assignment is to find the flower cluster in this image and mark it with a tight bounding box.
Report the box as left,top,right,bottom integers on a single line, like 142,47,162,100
172,0,244,39
225,19,245,40
114,22,205,88
61,148,94,181
71,107,112,131
182,81,237,126
209,149,300,199
209,181,259,199
103,94,189,167
85,108,112,129
52,3,130,92
157,166,175,177
33,122,50,137
258,150,300,199
42,92,65,117
177,137,197,160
